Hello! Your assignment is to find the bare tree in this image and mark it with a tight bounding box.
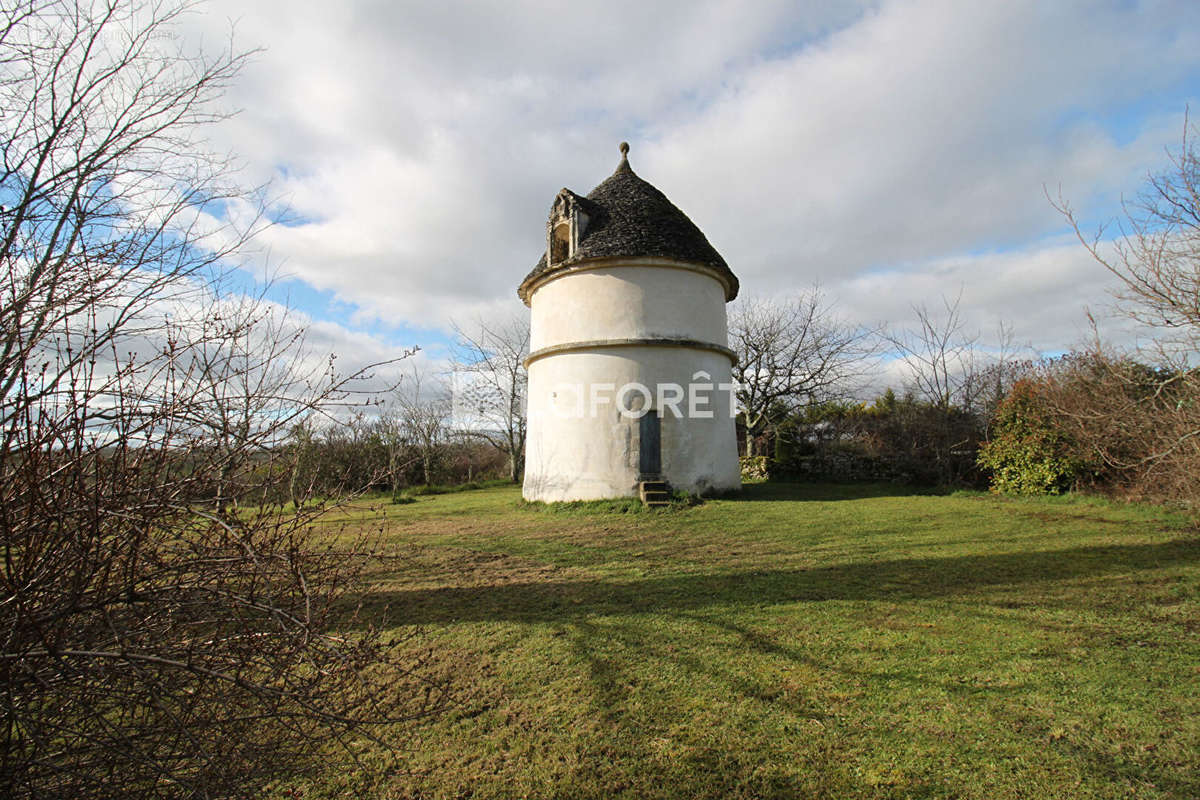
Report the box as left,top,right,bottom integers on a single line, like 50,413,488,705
450,315,528,482
395,367,450,487
182,294,348,512
1054,116,1200,363
729,289,877,456
1047,117,1200,500
882,294,1031,485
376,401,421,499
287,414,319,509
0,3,441,797
884,292,981,411
886,293,1030,419
965,320,1031,425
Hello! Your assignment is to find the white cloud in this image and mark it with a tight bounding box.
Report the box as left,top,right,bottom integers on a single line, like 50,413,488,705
182,0,1200,352
828,239,1122,353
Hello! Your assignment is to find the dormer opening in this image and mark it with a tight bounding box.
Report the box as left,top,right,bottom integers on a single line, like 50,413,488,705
546,189,589,267
550,221,570,265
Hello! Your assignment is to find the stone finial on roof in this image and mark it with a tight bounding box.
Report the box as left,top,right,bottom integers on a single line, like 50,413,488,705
619,141,630,157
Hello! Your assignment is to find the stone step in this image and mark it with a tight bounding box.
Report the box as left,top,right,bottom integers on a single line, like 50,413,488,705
638,479,671,508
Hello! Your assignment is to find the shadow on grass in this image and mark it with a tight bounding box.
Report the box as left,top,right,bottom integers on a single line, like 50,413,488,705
343,537,1200,627
733,481,955,502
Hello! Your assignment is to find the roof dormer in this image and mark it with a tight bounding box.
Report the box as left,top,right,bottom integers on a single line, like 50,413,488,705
520,142,738,304
546,189,589,267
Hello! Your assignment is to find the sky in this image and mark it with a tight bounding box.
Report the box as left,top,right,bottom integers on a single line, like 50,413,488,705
189,0,1200,377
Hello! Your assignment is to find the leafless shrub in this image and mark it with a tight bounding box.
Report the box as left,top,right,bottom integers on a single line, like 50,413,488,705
1030,350,1200,502
0,2,446,797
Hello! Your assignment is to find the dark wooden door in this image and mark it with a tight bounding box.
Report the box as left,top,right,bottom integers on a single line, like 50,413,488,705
639,411,661,476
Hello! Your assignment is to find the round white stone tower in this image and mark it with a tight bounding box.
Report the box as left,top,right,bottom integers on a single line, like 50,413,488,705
519,143,741,502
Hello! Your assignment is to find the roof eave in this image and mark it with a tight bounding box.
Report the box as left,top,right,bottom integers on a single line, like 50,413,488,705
517,255,739,305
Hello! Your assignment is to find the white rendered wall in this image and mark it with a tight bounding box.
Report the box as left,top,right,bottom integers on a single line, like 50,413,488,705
523,260,740,503
528,261,729,352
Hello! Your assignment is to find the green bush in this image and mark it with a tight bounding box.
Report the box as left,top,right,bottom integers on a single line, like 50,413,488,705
740,455,769,481
977,380,1078,495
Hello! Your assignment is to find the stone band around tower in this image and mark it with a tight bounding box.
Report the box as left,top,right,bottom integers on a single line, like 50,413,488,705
525,336,737,368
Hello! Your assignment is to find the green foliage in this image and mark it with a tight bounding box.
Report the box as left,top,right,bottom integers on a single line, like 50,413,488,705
766,389,988,487
795,399,868,423
740,455,770,481
875,387,898,414
978,380,1078,495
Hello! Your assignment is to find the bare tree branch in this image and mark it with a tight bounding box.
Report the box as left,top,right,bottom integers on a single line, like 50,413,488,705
450,314,528,482
729,288,878,456
0,3,439,797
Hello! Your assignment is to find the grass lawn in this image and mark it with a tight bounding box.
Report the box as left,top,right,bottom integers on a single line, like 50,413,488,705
287,482,1199,799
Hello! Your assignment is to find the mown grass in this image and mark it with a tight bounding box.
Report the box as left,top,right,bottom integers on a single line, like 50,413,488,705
281,482,1199,799
400,478,516,498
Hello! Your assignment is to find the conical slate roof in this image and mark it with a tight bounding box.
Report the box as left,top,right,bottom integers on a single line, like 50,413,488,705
518,146,738,302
